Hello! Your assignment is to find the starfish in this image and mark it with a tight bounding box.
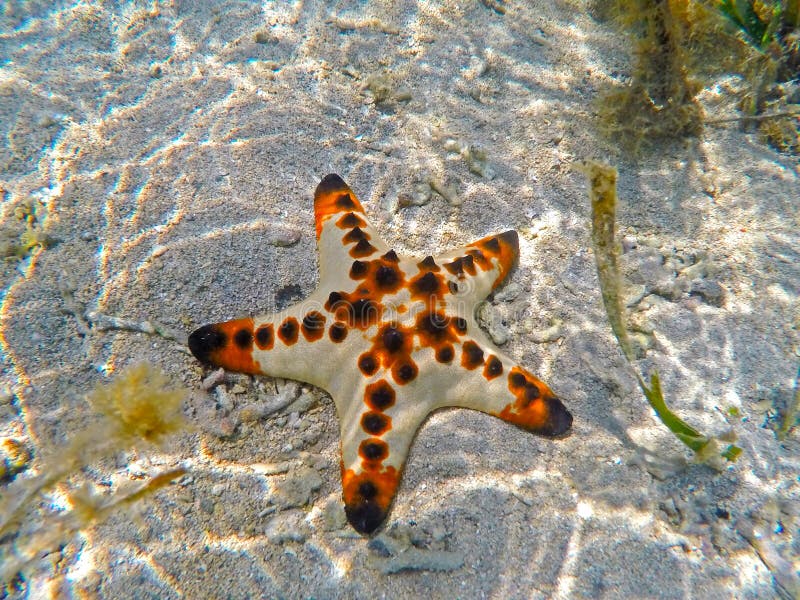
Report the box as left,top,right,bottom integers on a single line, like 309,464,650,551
188,174,572,534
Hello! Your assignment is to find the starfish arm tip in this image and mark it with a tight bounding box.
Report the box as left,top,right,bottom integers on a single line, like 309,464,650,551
316,173,348,195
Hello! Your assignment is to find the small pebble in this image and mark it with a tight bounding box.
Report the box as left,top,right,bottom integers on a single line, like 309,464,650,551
264,510,310,543
621,236,638,253
690,279,726,307
199,497,215,514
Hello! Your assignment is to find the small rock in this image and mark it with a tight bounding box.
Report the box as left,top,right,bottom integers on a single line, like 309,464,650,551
493,282,521,303
624,284,647,307
528,321,564,343
372,548,465,574
257,381,301,418
429,178,461,206
398,182,433,208
442,138,461,153
621,247,671,287
285,391,316,414
320,500,348,531
463,144,495,180
0,438,31,482
199,497,215,514
430,524,448,543
201,368,226,390
301,427,322,447
272,466,323,509
211,483,225,496
215,387,234,412
368,537,395,557
264,510,310,544
477,302,510,345
690,279,726,307
622,236,638,253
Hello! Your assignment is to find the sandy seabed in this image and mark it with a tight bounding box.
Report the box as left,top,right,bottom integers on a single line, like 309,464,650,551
1,1,798,598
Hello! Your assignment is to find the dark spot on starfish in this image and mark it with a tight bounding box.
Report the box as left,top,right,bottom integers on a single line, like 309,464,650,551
366,380,396,410
523,383,541,404
350,238,377,258
448,280,459,295
444,257,463,276
343,227,369,244
329,322,348,343
394,360,418,384
350,260,369,279
348,298,379,327
382,327,404,353
467,248,489,269
416,311,452,342
411,271,440,295
436,345,454,363
375,265,400,289
188,318,260,374
359,439,388,461
361,411,391,435
336,193,356,209
484,355,503,380
358,480,377,499
233,328,252,350
453,317,467,334
444,255,476,277
359,353,378,376
278,317,299,345
255,324,274,350
418,255,440,271
337,212,366,228
462,253,475,272
461,341,484,369
498,386,572,437
301,311,326,341
509,371,526,389
188,324,226,364
382,250,399,262
325,291,344,311
483,237,501,252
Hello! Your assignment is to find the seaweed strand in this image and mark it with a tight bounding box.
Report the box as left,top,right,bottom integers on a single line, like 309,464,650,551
577,160,742,463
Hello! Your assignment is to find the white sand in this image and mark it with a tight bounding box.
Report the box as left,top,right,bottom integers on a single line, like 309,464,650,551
1,1,798,598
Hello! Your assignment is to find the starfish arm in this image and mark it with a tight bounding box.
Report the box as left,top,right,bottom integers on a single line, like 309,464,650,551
434,230,520,307
314,174,391,283
187,292,365,391
334,373,429,535
438,335,573,438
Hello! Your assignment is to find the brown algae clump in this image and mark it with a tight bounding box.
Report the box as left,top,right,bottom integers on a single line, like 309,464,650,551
596,0,703,153
0,364,188,579
87,362,187,446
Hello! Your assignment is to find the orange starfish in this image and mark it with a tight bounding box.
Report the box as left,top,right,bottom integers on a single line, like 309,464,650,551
189,174,572,534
